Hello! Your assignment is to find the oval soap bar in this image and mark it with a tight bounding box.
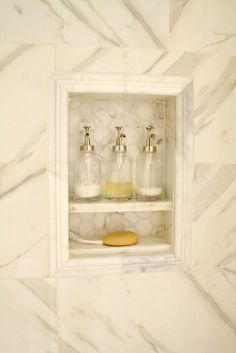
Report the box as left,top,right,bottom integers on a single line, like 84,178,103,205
103,231,138,246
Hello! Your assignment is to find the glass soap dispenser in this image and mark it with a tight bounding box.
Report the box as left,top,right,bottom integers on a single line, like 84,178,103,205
105,126,132,200
136,126,162,200
73,126,101,201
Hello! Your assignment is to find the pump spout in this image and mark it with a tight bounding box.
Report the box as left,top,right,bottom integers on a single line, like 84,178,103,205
80,126,94,152
143,125,157,153
113,126,127,152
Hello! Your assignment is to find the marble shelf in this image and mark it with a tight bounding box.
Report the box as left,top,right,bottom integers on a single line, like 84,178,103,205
70,235,171,257
69,199,172,214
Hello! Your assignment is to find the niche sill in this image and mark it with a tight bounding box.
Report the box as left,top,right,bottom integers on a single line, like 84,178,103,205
69,199,172,213
70,236,171,257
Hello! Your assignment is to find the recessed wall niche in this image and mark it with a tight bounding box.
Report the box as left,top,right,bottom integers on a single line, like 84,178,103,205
50,73,193,275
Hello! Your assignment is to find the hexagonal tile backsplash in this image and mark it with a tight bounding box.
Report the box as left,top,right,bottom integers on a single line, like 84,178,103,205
69,211,168,239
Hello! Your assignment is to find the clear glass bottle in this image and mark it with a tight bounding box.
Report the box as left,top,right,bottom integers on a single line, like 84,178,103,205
73,126,101,201
136,126,162,200
105,127,132,200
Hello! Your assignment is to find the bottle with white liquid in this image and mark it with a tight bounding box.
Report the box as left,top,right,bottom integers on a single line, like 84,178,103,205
73,126,101,201
136,126,162,201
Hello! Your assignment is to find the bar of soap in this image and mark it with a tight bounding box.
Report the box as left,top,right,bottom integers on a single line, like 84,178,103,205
103,231,138,246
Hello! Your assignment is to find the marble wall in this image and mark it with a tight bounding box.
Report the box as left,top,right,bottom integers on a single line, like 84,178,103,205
0,1,235,352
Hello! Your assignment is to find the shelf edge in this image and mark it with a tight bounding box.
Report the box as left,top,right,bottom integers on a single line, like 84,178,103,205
69,200,172,213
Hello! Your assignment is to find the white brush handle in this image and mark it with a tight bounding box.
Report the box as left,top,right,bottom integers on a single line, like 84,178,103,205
69,231,103,245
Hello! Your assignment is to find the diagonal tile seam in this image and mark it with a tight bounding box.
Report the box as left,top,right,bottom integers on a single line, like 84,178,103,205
0,234,48,268
17,278,58,350
18,277,56,312
194,165,236,221
184,269,236,335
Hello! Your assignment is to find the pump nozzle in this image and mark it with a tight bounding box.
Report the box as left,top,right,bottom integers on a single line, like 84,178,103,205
80,126,94,152
112,126,127,152
143,125,157,152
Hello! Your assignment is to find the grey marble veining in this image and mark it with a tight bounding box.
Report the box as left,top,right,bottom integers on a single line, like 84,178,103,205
194,164,236,221
185,271,236,334
170,0,236,54
195,57,236,135
134,324,175,353
19,279,56,312
0,0,236,351
56,273,236,353
0,44,53,164
0,0,169,48
169,0,188,31
0,162,49,278
191,163,236,331
0,44,34,72
59,338,80,353
71,47,110,72
0,165,46,200
0,279,57,353
218,252,236,290
164,52,208,76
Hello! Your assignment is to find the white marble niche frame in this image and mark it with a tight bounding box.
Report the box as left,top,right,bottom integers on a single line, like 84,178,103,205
50,73,193,276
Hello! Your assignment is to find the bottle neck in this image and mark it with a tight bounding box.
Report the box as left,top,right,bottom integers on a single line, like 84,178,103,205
113,150,126,155
143,151,156,162
81,150,94,154
144,151,156,155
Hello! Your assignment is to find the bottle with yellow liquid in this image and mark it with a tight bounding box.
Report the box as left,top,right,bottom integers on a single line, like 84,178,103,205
105,126,132,200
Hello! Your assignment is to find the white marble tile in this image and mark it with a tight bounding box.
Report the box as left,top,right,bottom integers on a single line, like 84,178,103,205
0,278,57,353
55,45,209,77
0,44,53,163
191,163,236,328
0,163,49,278
0,2,235,352
169,0,188,32
0,0,168,48
57,272,236,353
170,0,236,55
193,54,236,163
56,45,167,73
0,0,63,44
59,338,79,353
